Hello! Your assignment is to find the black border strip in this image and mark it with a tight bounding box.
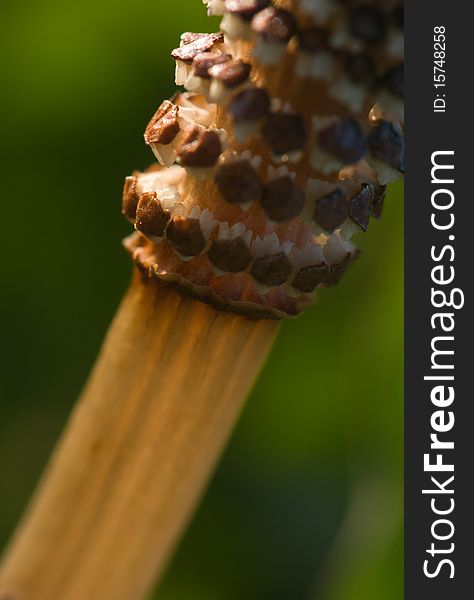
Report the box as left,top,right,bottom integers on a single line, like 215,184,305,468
405,2,472,597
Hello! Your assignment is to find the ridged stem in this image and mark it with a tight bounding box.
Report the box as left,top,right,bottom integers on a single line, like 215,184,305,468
0,271,278,600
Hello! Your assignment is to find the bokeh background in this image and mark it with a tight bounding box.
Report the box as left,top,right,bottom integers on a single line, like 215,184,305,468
0,1,403,598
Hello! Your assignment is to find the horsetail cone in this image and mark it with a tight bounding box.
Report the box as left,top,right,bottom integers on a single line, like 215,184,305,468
0,3,404,599
124,0,404,318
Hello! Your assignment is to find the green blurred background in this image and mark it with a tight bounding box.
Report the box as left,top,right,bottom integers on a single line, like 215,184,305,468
0,1,403,598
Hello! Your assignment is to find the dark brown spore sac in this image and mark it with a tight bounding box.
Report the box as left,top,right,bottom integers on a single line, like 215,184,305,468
208,59,251,88
345,54,376,87
167,217,206,256
368,121,404,171
251,7,298,43
193,52,232,79
262,113,307,155
215,160,262,204
172,32,224,63
228,87,270,122
135,192,171,238
292,264,329,293
260,176,305,222
350,6,386,45
313,188,349,232
144,104,180,146
225,0,270,20
349,185,374,231
370,185,387,219
319,118,366,165
297,27,328,53
384,63,404,99
122,176,139,221
208,238,252,272
176,126,222,168
251,253,293,286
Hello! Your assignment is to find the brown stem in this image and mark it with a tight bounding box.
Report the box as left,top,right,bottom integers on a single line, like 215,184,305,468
0,270,278,600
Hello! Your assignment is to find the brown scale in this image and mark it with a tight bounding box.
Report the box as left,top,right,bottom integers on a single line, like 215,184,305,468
292,264,328,293
209,59,252,87
208,238,253,272
166,217,207,257
171,32,224,63
176,126,223,168
251,253,293,287
135,192,171,240
145,102,180,146
214,159,262,204
349,184,375,231
122,174,140,222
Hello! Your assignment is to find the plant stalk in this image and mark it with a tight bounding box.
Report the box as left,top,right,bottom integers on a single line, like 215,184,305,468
0,270,278,600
